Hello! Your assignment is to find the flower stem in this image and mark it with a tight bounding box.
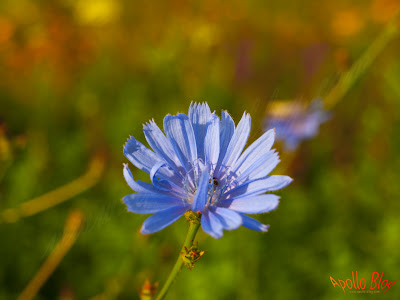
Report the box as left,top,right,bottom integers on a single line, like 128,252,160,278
17,210,84,300
155,212,201,300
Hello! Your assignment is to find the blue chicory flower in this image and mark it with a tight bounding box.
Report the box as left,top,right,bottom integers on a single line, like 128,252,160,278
122,102,292,238
265,99,331,151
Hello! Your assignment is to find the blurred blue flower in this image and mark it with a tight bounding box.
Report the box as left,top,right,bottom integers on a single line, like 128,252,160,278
265,99,330,151
123,103,292,238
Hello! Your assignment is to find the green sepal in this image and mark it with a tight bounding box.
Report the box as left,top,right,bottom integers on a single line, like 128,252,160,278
180,241,205,270
184,210,201,225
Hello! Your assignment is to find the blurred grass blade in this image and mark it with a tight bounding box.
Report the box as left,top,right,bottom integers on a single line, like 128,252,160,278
17,210,84,300
0,153,105,223
324,10,399,109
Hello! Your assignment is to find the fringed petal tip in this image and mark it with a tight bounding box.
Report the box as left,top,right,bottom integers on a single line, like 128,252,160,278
241,215,270,232
190,101,210,108
265,175,293,192
259,223,270,232
142,119,156,129
123,136,137,152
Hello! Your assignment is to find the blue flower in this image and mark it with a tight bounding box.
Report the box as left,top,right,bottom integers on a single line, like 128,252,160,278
123,102,292,238
265,99,330,151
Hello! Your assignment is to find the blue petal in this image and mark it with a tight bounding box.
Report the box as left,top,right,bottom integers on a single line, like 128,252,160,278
261,175,292,191
241,214,270,232
124,136,161,173
204,114,220,167
210,207,242,230
232,129,275,176
143,120,185,174
189,102,212,161
150,161,185,194
223,175,293,200
123,164,161,193
217,194,280,214
216,110,235,172
201,209,223,239
192,166,211,212
123,193,186,214
164,113,198,174
140,205,190,234
234,151,280,184
217,112,251,176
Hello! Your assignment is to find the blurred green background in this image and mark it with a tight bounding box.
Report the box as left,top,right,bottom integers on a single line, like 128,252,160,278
1,0,400,299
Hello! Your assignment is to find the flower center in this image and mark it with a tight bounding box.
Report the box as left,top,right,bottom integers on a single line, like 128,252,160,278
182,161,240,208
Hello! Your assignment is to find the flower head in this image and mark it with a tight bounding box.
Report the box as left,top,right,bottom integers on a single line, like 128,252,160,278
123,102,292,238
265,99,331,151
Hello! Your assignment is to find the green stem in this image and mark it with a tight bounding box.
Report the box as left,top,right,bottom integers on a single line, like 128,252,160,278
155,213,201,300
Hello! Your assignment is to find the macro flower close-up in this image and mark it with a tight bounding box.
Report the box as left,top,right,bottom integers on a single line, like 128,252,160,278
2,1,399,298
123,102,292,238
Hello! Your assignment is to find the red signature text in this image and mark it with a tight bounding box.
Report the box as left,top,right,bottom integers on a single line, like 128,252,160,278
330,271,396,293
